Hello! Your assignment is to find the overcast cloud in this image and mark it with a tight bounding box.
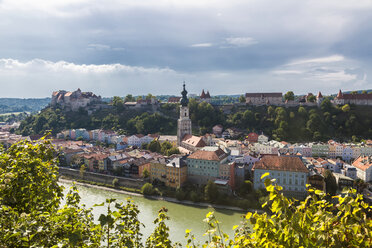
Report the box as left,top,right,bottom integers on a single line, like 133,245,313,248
0,0,372,97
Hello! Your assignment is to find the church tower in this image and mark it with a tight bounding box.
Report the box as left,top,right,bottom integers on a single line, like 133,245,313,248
177,82,192,146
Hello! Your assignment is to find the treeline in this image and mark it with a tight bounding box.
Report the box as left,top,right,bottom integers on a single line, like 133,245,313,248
17,97,372,142
0,98,50,114
17,104,178,136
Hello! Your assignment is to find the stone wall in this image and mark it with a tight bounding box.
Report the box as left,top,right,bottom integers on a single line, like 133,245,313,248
58,167,146,189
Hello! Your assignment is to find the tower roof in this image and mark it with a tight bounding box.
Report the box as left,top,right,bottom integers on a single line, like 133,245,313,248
200,89,206,98
337,89,343,98
180,82,189,107
317,91,323,98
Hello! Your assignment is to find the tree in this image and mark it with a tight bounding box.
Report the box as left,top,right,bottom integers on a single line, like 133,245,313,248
284,91,295,101
80,164,86,178
239,95,246,103
124,94,135,102
112,96,124,111
204,180,219,202
239,180,253,196
323,169,337,195
142,168,150,178
0,137,62,213
148,140,161,153
141,183,154,195
307,95,316,102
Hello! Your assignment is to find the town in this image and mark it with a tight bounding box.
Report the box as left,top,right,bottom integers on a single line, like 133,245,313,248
1,85,372,207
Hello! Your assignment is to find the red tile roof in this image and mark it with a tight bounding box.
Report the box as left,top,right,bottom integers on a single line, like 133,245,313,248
352,156,372,172
253,155,308,173
182,135,206,147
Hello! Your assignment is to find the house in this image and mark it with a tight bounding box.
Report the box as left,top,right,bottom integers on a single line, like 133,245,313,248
253,156,309,198
187,147,228,185
308,170,325,191
341,165,357,180
352,156,372,182
246,132,259,143
333,173,354,189
181,134,206,152
257,134,269,143
245,92,283,106
167,97,181,103
165,156,188,188
333,90,372,105
212,125,223,137
311,143,329,157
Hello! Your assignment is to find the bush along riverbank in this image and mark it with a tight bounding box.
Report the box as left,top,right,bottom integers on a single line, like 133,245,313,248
59,175,265,212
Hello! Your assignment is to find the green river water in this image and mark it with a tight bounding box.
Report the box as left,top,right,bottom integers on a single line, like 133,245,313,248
60,182,246,245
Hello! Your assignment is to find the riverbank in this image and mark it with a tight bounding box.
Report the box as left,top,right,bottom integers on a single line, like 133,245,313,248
59,177,263,213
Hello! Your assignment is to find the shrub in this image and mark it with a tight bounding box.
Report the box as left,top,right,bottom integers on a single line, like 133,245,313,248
141,183,154,195
112,178,119,188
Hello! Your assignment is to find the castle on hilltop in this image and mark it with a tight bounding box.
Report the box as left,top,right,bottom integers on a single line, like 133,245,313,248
51,88,101,111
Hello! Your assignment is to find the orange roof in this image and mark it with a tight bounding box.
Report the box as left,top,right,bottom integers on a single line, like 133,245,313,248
188,148,227,161
253,155,308,173
352,156,372,172
182,135,206,147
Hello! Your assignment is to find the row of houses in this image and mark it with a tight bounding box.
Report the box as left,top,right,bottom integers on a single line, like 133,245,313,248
57,129,171,149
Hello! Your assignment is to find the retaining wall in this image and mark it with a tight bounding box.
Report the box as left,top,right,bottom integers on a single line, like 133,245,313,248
58,167,146,189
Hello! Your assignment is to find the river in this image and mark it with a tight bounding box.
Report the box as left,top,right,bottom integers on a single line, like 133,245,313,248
60,181,247,245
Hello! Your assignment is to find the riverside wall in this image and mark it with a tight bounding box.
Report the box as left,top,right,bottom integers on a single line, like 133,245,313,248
58,167,146,189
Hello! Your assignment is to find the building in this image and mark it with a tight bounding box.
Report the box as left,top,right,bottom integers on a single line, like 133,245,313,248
181,134,207,152
212,125,223,137
150,156,188,188
253,156,309,198
177,83,192,146
167,97,181,103
245,93,283,106
333,90,372,105
51,88,101,111
200,89,211,103
186,147,228,185
352,156,372,182
246,132,259,143
316,91,324,107
257,134,269,143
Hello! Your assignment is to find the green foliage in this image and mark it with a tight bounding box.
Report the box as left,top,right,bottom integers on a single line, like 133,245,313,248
0,137,62,213
112,178,119,188
323,169,338,195
284,91,295,101
239,95,246,103
204,180,219,203
238,180,253,196
143,168,150,178
342,104,351,112
124,94,135,102
148,140,161,153
141,183,155,195
145,207,176,248
307,94,316,102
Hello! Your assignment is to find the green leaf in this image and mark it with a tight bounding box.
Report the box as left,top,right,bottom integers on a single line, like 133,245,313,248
246,212,252,219
261,172,270,180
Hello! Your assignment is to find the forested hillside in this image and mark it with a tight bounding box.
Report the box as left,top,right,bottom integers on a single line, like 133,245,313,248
0,98,50,114
17,97,372,142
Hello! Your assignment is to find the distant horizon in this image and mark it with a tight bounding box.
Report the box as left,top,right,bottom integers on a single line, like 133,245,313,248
1,88,371,100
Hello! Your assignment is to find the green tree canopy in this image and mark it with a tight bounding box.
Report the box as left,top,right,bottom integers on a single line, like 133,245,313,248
284,91,295,101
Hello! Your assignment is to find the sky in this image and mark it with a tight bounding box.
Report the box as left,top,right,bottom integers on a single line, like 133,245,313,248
1,0,372,98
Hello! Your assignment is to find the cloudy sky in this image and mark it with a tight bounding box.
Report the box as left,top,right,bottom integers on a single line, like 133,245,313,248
1,0,372,98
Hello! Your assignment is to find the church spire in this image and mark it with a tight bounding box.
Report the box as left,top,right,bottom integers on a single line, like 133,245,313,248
180,82,189,107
